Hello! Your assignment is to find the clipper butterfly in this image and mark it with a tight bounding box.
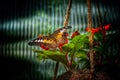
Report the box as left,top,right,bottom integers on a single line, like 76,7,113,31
28,26,72,50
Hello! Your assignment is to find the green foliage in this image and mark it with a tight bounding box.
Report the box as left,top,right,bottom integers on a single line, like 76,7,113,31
75,50,88,59
94,32,103,41
33,49,68,65
61,33,90,69
32,33,90,70
63,33,89,52
62,43,75,52
32,29,113,70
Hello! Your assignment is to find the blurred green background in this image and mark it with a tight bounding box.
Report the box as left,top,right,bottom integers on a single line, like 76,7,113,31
0,0,120,80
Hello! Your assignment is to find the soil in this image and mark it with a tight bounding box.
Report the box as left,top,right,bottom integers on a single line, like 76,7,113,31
57,68,111,80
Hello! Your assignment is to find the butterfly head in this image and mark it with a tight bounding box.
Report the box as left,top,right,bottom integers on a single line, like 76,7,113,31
58,26,72,32
63,26,72,29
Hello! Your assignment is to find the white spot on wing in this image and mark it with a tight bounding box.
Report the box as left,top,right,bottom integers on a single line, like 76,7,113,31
40,40,43,42
60,29,65,33
35,40,38,42
38,40,40,42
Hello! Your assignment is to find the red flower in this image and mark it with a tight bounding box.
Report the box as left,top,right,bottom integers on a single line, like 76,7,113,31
86,27,99,34
99,24,111,36
71,30,80,39
104,24,111,30
86,24,111,34
86,24,111,42
99,24,111,31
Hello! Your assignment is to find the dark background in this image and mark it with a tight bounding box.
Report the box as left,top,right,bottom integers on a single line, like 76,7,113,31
0,0,120,80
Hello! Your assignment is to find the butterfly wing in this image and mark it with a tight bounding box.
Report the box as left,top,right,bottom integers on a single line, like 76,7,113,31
51,26,71,49
28,37,43,46
28,36,58,49
28,26,72,50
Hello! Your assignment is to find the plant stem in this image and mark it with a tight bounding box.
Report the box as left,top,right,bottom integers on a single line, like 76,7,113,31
95,0,105,66
63,0,72,27
87,0,94,79
66,51,70,68
63,0,72,70
53,62,59,80
95,0,106,42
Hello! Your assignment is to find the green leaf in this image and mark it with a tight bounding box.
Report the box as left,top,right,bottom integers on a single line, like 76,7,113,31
94,32,103,41
71,49,89,68
75,50,88,59
33,49,47,60
93,45,104,53
71,61,78,69
77,57,90,69
71,34,89,51
71,35,88,44
80,59,90,68
62,43,75,52
33,49,68,65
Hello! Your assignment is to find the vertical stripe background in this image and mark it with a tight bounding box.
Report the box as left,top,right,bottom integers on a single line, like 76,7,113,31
0,0,120,80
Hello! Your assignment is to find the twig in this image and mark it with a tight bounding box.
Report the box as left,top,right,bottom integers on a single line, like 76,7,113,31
87,0,94,80
65,49,71,69
53,62,59,80
63,0,72,27
95,0,102,26
95,0,106,42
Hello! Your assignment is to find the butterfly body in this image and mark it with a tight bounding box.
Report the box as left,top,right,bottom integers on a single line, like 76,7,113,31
28,26,71,50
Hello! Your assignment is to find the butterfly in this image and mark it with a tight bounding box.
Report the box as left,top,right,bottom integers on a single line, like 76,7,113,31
28,26,72,50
